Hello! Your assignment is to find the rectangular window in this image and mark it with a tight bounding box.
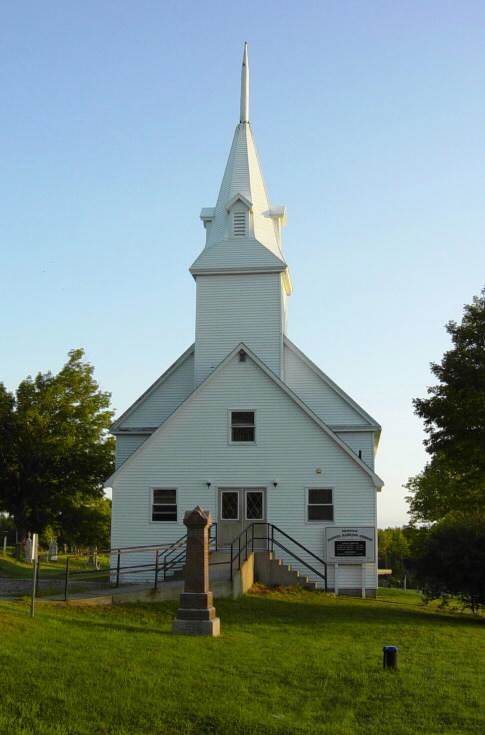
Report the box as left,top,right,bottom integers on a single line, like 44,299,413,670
307,488,333,522
221,491,239,520
233,211,246,236
231,411,255,442
152,488,177,522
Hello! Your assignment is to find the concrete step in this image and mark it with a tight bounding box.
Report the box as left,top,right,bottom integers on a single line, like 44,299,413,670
254,551,319,590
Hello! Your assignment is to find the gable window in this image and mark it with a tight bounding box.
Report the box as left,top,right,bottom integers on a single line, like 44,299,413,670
152,488,177,522
233,211,247,236
230,411,255,442
307,488,333,522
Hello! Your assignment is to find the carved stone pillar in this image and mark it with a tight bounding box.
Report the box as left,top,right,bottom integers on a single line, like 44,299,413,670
172,506,220,636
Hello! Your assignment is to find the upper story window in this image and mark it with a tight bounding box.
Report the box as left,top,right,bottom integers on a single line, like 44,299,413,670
307,488,333,522
233,211,247,236
230,411,255,443
152,488,177,522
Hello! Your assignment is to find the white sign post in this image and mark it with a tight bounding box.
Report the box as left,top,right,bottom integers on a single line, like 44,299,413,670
30,533,39,618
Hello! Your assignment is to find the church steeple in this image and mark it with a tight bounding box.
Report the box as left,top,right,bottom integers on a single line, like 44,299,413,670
192,45,291,385
191,43,291,290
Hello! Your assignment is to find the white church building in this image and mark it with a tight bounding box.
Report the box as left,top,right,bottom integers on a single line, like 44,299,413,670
106,45,383,596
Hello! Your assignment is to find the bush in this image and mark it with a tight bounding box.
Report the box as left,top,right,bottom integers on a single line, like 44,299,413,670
413,512,485,613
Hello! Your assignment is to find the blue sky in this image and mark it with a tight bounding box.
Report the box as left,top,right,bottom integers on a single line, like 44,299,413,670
2,1,484,526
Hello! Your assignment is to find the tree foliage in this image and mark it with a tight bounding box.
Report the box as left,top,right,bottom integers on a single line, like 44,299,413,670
378,527,411,578
59,497,112,549
412,512,485,613
0,349,114,544
407,288,485,523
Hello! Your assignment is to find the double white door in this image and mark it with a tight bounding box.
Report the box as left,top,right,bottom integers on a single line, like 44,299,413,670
217,488,266,548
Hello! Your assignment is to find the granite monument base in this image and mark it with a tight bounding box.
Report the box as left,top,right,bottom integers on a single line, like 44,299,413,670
172,591,221,637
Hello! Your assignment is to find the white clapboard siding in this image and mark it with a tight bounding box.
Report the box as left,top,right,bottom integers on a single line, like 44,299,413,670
195,273,284,384
336,431,375,470
115,435,148,469
118,352,194,429
283,343,370,425
111,352,377,588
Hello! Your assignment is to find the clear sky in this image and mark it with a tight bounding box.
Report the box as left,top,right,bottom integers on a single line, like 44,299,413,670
2,1,484,527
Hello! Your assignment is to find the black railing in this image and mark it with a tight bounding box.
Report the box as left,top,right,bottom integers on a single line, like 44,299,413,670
229,522,327,591
58,521,326,599
62,523,218,600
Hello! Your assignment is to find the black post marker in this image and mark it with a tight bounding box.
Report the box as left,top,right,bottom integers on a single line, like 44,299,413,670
383,645,398,670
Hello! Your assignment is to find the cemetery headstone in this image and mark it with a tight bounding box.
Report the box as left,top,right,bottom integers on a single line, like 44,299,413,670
24,533,33,563
48,538,58,561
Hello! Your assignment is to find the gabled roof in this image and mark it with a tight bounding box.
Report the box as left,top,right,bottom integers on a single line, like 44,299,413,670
284,336,381,432
105,342,384,489
110,344,194,434
225,193,253,211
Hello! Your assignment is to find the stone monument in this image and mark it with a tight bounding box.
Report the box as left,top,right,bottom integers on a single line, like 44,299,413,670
24,533,33,562
172,506,220,636
48,538,58,561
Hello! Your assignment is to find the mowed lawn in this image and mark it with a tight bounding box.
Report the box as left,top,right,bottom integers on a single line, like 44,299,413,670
0,589,483,735
0,550,109,580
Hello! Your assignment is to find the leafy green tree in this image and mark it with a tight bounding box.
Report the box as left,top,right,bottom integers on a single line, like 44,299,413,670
412,512,485,613
59,498,111,549
378,527,410,578
0,349,114,544
407,288,485,523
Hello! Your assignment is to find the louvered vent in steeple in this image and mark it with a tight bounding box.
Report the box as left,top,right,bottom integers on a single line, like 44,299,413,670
233,211,247,236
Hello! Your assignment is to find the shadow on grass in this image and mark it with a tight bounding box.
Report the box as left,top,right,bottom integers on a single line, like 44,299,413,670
49,616,174,636
19,591,483,640
214,592,484,630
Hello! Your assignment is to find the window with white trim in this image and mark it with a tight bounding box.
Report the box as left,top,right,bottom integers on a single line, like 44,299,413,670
233,211,247,236
230,411,255,442
152,488,177,522
307,488,333,521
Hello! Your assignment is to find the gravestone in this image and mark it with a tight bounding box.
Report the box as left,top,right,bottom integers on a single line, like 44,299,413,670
172,506,220,636
24,533,33,562
48,539,58,561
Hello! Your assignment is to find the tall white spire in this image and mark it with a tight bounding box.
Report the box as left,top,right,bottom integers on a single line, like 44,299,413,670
193,43,290,291
240,42,249,123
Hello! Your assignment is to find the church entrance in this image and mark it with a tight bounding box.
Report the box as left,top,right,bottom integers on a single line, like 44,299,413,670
217,488,266,550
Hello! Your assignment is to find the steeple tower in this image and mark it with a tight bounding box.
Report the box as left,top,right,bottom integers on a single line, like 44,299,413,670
192,44,292,385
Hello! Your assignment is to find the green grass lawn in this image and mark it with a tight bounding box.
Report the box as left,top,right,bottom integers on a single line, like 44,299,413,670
0,588,483,735
0,550,109,579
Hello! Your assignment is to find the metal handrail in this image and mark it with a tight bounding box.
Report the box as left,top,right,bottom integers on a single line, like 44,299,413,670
62,528,201,599
61,520,327,599
228,522,327,591
271,538,327,585
256,522,328,570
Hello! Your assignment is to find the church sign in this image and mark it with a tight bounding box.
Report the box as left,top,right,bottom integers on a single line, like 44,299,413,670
325,527,375,563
